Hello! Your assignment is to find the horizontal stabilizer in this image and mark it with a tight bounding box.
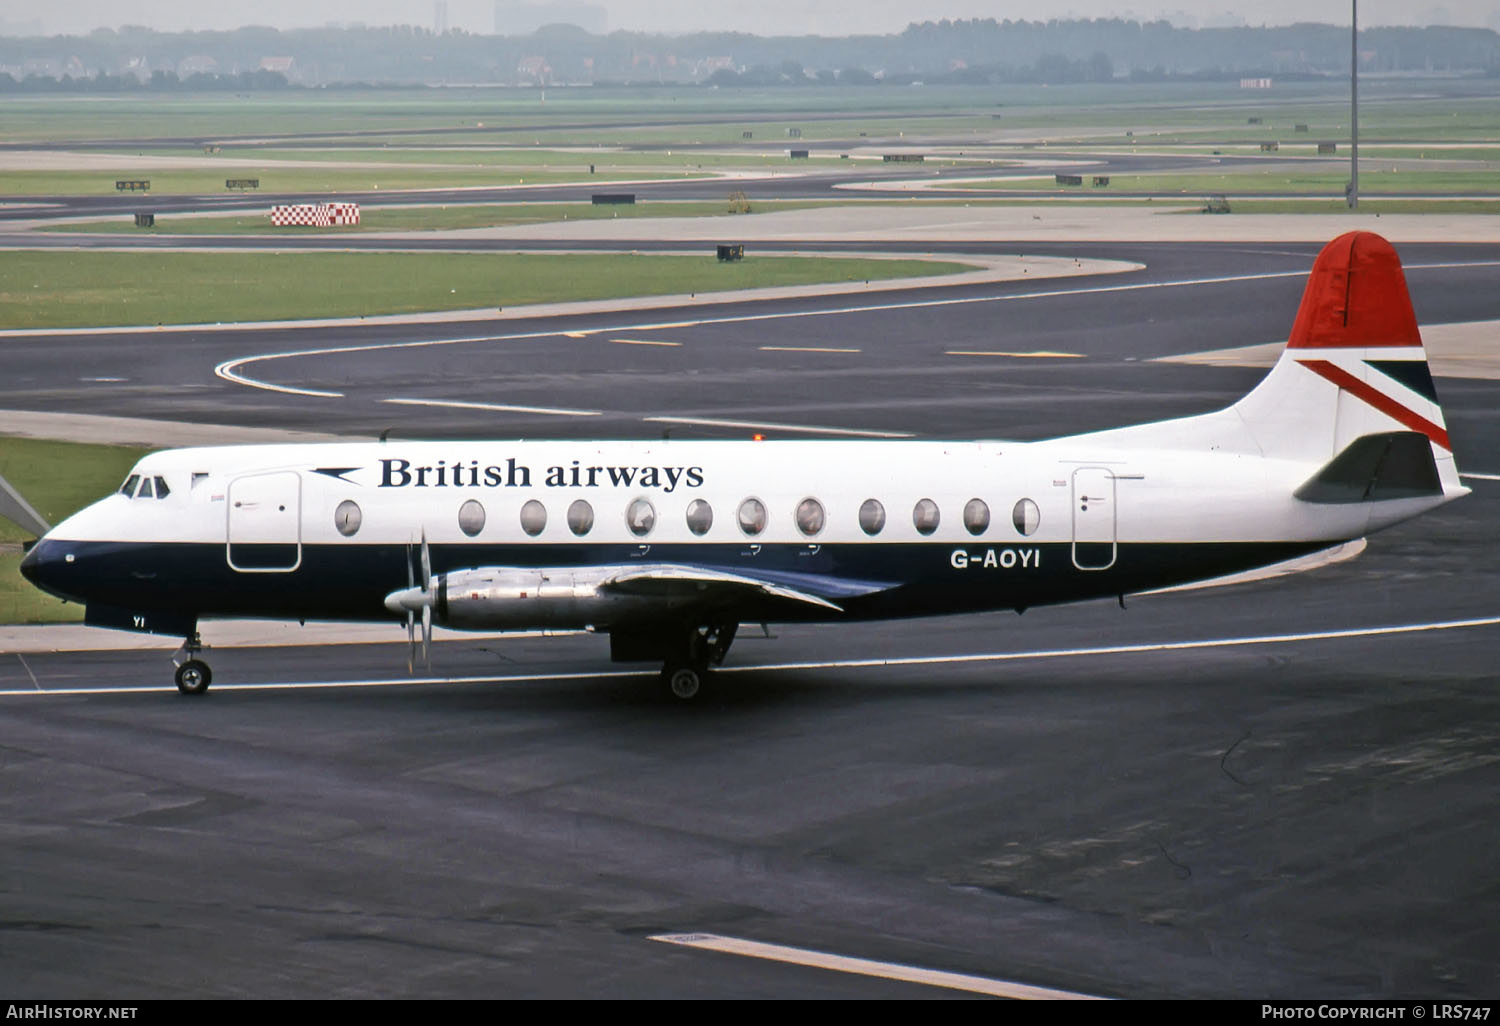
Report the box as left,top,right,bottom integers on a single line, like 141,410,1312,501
0,472,51,539
1294,431,1442,504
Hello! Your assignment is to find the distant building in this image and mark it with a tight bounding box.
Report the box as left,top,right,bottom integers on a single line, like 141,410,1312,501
694,56,735,81
493,0,606,35
260,57,295,75
435,1,448,35
517,55,551,84
178,55,219,76
1239,77,1273,89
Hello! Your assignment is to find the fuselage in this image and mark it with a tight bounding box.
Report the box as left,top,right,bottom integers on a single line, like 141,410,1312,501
21,436,1445,633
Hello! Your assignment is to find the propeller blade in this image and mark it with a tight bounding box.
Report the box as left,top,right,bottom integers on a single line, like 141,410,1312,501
404,542,416,674
420,528,431,593
421,603,432,671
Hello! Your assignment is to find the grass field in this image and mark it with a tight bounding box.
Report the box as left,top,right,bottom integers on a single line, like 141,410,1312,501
0,437,151,623
42,200,838,235
1187,198,1500,214
0,250,973,330
0,166,705,197
959,167,1500,195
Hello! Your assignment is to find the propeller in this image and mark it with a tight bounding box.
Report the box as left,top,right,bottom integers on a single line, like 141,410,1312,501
385,528,435,674
420,527,433,671
405,539,416,673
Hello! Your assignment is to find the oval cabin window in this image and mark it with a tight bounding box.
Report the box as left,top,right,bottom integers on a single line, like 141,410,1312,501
858,499,886,536
737,497,767,537
458,499,486,537
685,499,713,536
519,499,546,537
335,500,362,537
567,499,594,537
963,498,990,536
795,498,825,537
913,498,940,536
627,497,656,537
1012,498,1041,537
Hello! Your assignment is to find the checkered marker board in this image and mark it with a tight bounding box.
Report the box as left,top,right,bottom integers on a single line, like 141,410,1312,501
270,203,359,227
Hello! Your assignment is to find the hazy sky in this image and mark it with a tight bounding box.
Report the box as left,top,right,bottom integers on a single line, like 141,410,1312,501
3,0,1497,36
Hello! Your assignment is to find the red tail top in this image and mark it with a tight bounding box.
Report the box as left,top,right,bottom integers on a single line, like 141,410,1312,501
1287,231,1422,349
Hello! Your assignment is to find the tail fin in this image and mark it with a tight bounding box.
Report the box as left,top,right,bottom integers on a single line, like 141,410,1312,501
1232,231,1461,490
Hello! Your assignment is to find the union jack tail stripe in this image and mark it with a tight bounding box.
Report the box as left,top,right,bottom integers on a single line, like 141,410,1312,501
1297,357,1450,452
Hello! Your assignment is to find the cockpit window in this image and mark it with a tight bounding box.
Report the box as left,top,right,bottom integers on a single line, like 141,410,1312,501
153,476,171,499
136,477,155,499
120,474,140,497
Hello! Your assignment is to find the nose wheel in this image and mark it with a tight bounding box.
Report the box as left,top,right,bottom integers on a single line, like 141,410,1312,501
173,631,211,695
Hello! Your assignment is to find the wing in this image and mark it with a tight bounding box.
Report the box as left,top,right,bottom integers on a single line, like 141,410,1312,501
597,563,897,615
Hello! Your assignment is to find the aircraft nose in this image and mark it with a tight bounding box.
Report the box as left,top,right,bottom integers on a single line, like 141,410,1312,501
18,538,83,603
18,540,42,586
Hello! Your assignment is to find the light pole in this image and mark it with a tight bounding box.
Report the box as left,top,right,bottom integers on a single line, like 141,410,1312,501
1349,0,1359,209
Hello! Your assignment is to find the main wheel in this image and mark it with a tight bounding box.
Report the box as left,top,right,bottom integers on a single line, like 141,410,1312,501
663,663,703,701
175,659,212,695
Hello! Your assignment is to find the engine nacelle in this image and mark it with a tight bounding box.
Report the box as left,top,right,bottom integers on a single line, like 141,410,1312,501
435,566,669,630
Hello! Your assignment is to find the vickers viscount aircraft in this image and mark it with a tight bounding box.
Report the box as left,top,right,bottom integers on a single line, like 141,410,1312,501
12,232,1466,699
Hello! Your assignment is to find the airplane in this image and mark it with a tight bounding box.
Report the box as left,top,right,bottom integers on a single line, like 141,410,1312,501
9,231,1467,699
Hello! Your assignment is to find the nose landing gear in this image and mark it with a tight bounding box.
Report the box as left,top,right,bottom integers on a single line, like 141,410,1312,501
173,632,212,695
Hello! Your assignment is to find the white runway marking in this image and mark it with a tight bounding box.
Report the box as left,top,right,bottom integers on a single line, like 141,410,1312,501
3,615,1496,699
649,933,1102,999
720,615,1500,675
216,265,1500,398
383,397,602,417
759,345,862,353
643,415,913,438
610,337,683,346
946,349,1083,359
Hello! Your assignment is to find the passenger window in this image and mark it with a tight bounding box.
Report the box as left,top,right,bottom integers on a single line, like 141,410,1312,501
1012,498,1041,537
459,499,486,537
913,498,940,535
858,498,885,535
153,476,171,499
567,499,594,536
685,498,713,536
737,497,767,536
963,498,989,535
335,500,362,537
795,498,825,537
120,474,140,497
519,500,546,537
627,497,656,537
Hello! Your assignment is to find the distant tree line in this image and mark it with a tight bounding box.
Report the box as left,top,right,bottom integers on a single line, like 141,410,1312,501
0,69,291,92
0,19,1495,89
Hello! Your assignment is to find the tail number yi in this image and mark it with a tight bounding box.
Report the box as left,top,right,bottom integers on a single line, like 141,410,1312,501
951,548,1041,570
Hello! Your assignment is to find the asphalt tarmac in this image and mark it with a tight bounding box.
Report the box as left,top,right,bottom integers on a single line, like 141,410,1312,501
2,236,1499,998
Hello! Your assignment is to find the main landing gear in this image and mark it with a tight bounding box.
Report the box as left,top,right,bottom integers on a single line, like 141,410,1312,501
173,631,212,695
660,623,737,701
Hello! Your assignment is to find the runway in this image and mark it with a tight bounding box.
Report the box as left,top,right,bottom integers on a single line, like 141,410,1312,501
2,231,1499,997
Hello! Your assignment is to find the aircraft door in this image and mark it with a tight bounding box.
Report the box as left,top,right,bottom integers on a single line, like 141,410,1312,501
1071,467,1116,571
227,471,302,572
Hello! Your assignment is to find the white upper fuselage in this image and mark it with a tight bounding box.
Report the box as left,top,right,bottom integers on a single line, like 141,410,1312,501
53,435,1441,553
